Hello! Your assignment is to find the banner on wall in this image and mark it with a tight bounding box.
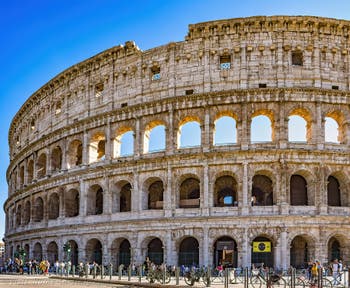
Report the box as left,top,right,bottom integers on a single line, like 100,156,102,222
252,241,271,252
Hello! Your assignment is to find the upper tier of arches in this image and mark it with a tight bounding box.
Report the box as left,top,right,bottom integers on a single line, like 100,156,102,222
9,16,350,158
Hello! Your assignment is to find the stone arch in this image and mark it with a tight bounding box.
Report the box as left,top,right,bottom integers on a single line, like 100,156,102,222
288,107,312,142
177,116,201,148
36,153,47,179
87,184,103,215
141,237,164,265
327,175,341,207
326,234,348,262
250,110,275,142
289,169,315,206
179,175,200,208
16,204,22,226
33,242,43,261
48,193,60,220
86,238,102,264
65,188,79,217
214,175,237,207
143,120,166,153
143,177,164,210
251,235,274,268
33,197,44,222
114,126,134,157
290,234,315,268
213,113,238,145
67,240,79,266
47,241,58,264
19,165,24,187
111,237,131,267
23,200,31,225
213,236,238,268
252,174,273,206
51,145,62,172
325,110,345,144
89,131,106,163
328,171,350,207
113,180,132,213
27,159,34,183
178,236,199,266
67,139,83,168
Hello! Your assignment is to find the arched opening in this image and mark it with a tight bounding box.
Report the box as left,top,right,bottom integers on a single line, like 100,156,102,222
288,115,307,142
89,132,106,163
178,121,201,148
290,175,308,206
328,237,341,261
214,176,237,207
87,185,103,215
33,197,44,222
213,236,238,268
67,140,83,168
214,116,237,145
48,193,60,220
251,236,273,268
148,180,164,209
86,239,102,264
144,124,166,153
147,238,164,265
117,131,134,157
19,166,24,187
120,239,131,266
251,115,272,142
27,159,34,183
16,205,22,226
178,237,199,266
65,189,79,217
179,177,200,208
51,146,62,172
33,242,43,262
23,201,31,225
328,176,341,206
252,175,273,206
68,240,79,266
325,117,340,143
290,236,309,268
36,153,47,179
120,183,132,212
47,241,58,264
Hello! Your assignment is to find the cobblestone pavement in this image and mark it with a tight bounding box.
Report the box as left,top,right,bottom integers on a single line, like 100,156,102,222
0,274,123,288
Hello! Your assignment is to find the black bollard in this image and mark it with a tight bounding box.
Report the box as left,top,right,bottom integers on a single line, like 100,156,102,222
175,267,180,286
206,266,211,287
118,264,123,280
109,263,113,280
101,265,104,279
128,265,131,281
85,263,89,278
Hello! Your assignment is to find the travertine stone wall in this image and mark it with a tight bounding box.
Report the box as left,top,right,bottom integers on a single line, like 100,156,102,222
4,16,350,269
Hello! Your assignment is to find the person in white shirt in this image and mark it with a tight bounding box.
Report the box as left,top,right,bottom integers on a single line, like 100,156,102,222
332,259,339,285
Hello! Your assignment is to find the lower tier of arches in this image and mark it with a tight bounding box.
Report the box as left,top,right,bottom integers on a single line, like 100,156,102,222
5,217,350,269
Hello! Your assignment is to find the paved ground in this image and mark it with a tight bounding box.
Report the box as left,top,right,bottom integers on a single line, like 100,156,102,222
0,274,123,288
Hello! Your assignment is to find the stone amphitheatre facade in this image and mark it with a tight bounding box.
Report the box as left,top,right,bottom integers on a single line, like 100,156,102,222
4,15,350,269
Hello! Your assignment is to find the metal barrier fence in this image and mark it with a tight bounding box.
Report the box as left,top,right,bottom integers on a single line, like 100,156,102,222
40,265,350,288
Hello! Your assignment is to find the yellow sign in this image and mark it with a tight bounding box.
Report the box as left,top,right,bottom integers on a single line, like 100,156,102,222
253,241,271,252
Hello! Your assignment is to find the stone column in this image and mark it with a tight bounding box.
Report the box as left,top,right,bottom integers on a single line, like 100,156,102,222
240,104,249,150
105,121,112,161
164,164,172,217
166,230,172,265
202,227,209,266
203,108,210,152
45,148,51,176
166,106,174,155
202,162,209,216
316,103,324,149
132,171,140,212
241,229,250,268
104,175,112,214
318,165,327,214
241,162,249,215
134,117,141,157
79,180,87,216
61,138,68,171
82,130,89,166
59,187,65,218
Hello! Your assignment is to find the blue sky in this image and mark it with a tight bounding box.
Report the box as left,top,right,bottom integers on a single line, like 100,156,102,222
1,0,350,240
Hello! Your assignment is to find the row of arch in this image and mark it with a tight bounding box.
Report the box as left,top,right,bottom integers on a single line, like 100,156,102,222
11,234,345,268
10,111,344,191
9,172,346,229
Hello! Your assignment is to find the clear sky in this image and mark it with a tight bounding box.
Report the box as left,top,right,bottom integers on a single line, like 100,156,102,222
1,0,350,240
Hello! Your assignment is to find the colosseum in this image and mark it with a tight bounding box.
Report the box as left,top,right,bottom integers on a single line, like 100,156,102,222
4,15,350,270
